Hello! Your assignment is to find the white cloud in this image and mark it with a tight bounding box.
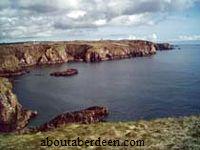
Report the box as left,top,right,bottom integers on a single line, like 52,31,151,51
128,33,158,41
179,35,200,41
0,0,199,41
67,10,87,19
93,19,107,26
128,35,137,40
152,33,158,41
109,13,152,26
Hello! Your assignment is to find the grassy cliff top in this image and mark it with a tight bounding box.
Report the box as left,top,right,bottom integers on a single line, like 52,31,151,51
0,77,12,93
0,115,199,150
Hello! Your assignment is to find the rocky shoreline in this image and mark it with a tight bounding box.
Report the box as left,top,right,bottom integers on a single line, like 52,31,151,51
0,77,37,132
0,77,108,132
0,40,173,77
37,106,108,132
0,40,173,133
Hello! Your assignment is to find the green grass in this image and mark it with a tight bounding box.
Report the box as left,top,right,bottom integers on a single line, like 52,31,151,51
0,77,12,93
0,116,199,150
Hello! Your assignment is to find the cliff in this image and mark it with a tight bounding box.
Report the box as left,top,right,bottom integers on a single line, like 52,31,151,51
0,77,37,132
0,40,172,77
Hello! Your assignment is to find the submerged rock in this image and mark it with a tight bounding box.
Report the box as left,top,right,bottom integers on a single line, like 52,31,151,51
50,68,78,77
0,77,37,132
38,106,108,131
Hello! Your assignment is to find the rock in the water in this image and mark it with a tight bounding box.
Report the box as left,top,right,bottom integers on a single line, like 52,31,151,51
0,69,29,78
50,68,78,77
38,106,108,131
0,77,37,132
155,43,173,50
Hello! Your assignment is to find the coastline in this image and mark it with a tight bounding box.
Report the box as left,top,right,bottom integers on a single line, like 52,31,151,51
0,40,173,132
0,40,172,77
0,40,199,149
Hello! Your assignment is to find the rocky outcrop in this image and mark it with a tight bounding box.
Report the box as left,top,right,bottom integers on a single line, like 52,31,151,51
155,43,173,50
0,77,37,132
85,51,102,62
0,40,173,77
84,40,157,62
65,44,92,61
0,76,107,132
0,44,69,77
50,68,78,77
38,106,108,131
0,69,30,78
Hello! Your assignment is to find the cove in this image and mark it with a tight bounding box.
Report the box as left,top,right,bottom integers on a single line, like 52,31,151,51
13,44,200,126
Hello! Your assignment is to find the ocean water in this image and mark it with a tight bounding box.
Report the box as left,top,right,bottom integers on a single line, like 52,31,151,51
13,44,200,126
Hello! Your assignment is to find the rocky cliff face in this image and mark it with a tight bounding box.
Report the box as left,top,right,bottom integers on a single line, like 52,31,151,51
0,44,69,77
0,77,37,132
84,40,157,62
0,40,172,77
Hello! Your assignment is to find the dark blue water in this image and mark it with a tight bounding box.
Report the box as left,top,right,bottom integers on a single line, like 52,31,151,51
13,45,200,126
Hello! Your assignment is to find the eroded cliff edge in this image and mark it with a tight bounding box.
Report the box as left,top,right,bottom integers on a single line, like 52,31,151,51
0,77,37,132
0,40,173,77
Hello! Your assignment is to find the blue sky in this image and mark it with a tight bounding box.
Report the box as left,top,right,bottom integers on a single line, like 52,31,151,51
0,0,200,43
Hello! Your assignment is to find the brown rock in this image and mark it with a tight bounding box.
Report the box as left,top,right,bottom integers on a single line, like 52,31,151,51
0,77,37,132
24,52,37,65
155,43,173,50
38,106,108,131
50,68,78,77
66,44,91,61
0,69,29,78
38,54,48,64
86,51,101,62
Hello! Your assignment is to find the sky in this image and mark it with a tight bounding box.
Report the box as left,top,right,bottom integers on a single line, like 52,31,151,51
0,0,200,43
